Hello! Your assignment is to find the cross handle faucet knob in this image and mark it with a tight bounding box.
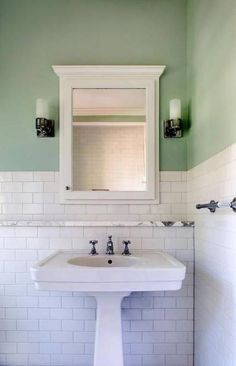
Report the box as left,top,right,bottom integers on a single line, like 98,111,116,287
89,240,98,255
122,240,131,256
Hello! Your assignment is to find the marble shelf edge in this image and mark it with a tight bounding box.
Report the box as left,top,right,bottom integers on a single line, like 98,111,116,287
0,220,194,227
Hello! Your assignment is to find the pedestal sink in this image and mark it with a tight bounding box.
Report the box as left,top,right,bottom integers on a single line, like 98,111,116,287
31,251,185,366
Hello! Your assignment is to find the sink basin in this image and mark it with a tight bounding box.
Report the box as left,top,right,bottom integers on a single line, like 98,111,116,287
31,250,186,366
31,250,186,292
68,255,139,267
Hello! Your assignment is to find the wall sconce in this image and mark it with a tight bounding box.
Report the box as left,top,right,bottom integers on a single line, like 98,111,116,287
36,98,55,137
164,99,183,138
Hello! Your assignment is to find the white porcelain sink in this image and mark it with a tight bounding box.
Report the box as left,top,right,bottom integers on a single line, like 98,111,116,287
31,251,185,292
31,250,186,366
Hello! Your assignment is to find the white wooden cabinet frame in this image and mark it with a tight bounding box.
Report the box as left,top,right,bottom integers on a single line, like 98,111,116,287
53,65,165,204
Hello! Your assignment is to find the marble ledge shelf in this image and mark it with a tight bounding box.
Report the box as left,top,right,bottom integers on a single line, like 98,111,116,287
0,220,194,227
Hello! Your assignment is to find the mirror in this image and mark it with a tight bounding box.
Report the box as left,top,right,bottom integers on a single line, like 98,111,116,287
53,65,165,202
72,88,146,192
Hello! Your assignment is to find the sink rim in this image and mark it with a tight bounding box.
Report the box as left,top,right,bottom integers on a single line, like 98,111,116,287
31,250,185,270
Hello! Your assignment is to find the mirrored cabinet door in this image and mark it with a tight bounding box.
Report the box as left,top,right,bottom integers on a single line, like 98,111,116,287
53,65,165,203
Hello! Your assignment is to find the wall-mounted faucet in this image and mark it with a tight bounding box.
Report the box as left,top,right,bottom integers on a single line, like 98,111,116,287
106,235,114,255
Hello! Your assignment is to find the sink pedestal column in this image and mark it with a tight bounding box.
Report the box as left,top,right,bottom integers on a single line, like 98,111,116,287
89,292,131,366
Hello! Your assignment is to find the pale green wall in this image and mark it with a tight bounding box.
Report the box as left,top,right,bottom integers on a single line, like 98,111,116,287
0,0,187,171
187,0,236,169
2,0,235,172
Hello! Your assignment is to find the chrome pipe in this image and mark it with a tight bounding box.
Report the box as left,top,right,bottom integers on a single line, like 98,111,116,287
196,197,236,213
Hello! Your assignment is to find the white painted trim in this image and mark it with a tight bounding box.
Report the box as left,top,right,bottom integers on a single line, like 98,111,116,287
53,65,166,77
72,122,145,127
73,107,145,116
53,65,165,204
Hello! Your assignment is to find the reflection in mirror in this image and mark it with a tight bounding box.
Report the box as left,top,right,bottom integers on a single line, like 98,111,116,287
72,89,146,192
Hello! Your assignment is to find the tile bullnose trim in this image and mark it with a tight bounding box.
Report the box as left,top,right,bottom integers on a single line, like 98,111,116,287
0,220,194,227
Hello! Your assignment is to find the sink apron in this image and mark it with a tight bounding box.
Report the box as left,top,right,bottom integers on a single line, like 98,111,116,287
89,292,131,366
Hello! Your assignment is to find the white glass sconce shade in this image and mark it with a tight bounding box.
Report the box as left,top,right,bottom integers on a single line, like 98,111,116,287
169,99,181,120
36,98,49,119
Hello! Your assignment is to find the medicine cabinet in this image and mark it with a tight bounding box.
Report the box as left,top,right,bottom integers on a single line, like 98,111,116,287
53,65,165,204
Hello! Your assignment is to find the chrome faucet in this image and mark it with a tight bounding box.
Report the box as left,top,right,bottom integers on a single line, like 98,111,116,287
106,235,114,255
89,240,98,255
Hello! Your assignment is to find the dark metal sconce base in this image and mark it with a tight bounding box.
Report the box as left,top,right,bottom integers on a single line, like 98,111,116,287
164,118,183,138
36,118,55,138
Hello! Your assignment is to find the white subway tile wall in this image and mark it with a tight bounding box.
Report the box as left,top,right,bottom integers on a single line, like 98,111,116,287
0,171,187,222
0,171,193,366
0,225,193,366
187,143,236,366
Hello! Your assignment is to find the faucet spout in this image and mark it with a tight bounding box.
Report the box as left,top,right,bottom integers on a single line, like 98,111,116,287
106,235,114,255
